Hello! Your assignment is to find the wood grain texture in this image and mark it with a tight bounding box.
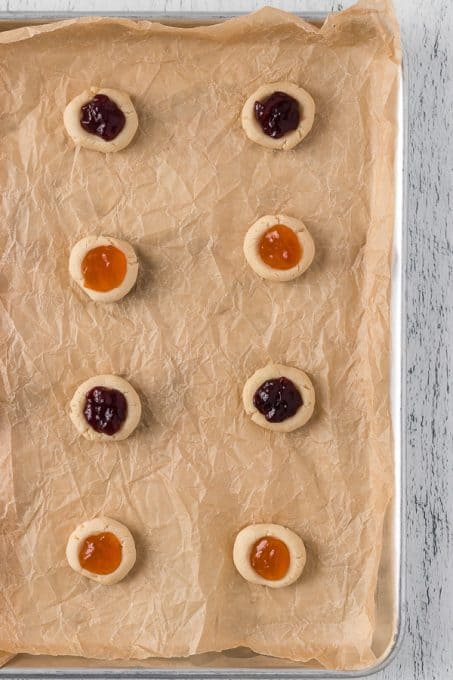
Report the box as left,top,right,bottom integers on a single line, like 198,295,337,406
0,1,451,679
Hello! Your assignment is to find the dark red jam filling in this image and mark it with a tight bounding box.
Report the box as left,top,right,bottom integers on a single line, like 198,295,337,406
254,91,300,139
253,377,302,423
83,386,127,436
80,94,126,141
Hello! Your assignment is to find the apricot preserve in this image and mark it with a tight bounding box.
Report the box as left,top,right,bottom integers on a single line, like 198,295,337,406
83,386,127,435
259,224,302,270
250,536,290,580
80,94,126,141
253,377,302,423
81,245,127,292
79,532,122,575
254,91,300,139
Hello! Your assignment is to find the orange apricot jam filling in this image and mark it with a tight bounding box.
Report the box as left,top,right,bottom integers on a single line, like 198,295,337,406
81,245,127,292
250,535,290,580
258,224,302,270
79,532,122,575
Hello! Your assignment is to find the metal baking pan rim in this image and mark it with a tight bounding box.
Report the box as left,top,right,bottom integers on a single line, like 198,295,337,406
0,10,330,25
0,11,407,679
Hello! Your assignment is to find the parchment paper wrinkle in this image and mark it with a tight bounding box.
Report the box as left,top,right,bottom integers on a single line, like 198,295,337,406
0,0,400,671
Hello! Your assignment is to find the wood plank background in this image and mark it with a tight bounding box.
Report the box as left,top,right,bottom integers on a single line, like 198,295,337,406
0,1,451,679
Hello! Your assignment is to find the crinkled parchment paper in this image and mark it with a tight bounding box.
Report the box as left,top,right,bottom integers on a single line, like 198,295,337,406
0,0,400,671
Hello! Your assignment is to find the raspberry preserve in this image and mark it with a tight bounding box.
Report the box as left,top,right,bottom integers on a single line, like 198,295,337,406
80,94,126,141
253,376,302,423
254,91,300,139
83,386,127,435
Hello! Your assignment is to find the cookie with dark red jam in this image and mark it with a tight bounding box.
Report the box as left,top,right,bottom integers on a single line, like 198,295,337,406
70,374,142,441
241,81,315,150
242,363,315,432
63,87,138,152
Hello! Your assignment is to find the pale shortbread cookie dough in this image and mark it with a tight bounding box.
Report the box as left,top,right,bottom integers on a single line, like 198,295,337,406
243,214,315,282
63,87,138,152
70,374,142,441
69,235,139,303
66,517,136,585
241,82,315,150
233,523,306,588
243,363,315,433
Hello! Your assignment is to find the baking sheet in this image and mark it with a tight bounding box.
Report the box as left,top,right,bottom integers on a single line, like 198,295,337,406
0,1,402,676
1,78,405,677
2,127,403,676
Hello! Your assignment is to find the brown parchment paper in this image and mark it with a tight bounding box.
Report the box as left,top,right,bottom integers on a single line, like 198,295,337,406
0,0,401,671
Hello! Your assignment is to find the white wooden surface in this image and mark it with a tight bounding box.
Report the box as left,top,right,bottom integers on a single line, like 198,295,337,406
0,1,452,679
